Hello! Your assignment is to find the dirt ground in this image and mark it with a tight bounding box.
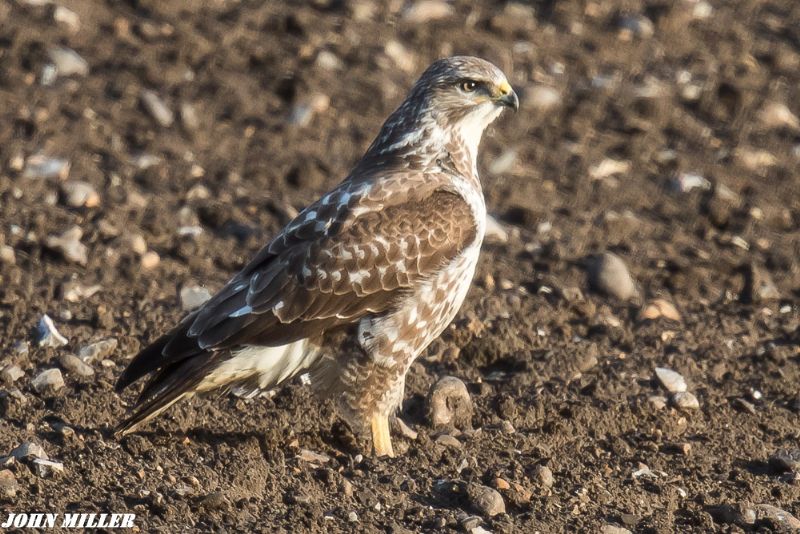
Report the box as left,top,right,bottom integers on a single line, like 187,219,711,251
1,0,799,532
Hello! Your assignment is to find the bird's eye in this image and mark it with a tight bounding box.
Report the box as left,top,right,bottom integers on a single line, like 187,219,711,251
460,80,478,92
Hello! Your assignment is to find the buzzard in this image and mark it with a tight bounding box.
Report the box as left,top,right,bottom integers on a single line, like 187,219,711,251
116,56,518,457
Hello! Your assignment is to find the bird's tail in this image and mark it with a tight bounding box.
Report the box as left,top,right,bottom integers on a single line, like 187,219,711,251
116,339,318,435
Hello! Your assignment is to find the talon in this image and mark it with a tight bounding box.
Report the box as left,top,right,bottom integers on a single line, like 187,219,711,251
371,414,394,457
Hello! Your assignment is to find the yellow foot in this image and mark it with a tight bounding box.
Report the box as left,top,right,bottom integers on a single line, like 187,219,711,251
370,414,395,458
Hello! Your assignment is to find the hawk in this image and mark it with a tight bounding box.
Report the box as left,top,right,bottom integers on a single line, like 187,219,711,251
115,56,518,457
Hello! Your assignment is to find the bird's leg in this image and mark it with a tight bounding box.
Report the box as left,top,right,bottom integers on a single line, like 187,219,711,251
370,413,394,457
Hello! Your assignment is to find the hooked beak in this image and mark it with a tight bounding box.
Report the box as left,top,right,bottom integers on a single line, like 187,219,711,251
494,80,519,112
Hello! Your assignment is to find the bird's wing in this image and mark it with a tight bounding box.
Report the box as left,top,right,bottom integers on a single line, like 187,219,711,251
116,171,477,394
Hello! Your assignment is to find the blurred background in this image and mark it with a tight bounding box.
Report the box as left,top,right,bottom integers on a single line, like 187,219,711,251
0,0,799,532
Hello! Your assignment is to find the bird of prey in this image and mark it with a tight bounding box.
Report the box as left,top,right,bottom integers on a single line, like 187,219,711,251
115,56,518,457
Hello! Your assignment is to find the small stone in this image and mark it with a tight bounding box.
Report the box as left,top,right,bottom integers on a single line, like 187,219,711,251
526,85,561,112
600,526,632,534
35,314,68,347
670,172,710,193
384,40,416,73
53,5,81,32
590,159,630,180
428,376,473,431
1,365,24,384
48,46,89,76
77,338,118,363
22,154,70,180
200,491,227,510
180,285,212,311
59,353,94,377
740,263,780,303
468,484,506,517
671,391,700,411
33,458,64,477
655,367,687,393
61,181,100,208
141,89,174,127
488,149,517,175
45,226,88,265
347,511,359,523
533,465,554,488
434,434,462,449
587,252,639,301
402,0,453,24
639,299,682,322
648,395,667,410
0,470,17,498
484,214,509,244
315,50,343,71
0,245,15,265
296,449,330,464
617,14,654,39
494,477,510,490
62,282,103,302
32,368,65,394
140,250,160,270
769,448,800,472
11,441,48,460
751,504,800,529
179,102,200,132
758,102,800,131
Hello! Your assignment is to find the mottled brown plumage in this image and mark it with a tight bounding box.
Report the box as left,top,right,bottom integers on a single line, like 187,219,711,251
115,56,517,456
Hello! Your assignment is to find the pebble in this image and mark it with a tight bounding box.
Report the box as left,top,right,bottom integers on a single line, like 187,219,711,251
654,367,687,393
600,526,632,534
62,282,102,302
671,172,710,193
740,263,780,303
384,40,416,73
533,465,554,488
77,338,118,363
11,441,48,461
639,299,682,322
758,102,799,131
180,285,212,311
141,89,174,127
61,181,100,208
53,5,80,32
671,391,700,411
769,448,800,472
434,434,462,449
0,244,15,265
140,250,160,270
428,376,473,431
45,226,88,265
315,50,343,71
179,102,200,132
22,154,70,180
402,0,453,23
494,477,510,490
751,504,800,528
0,470,17,498
347,511,358,523
617,14,654,39
1,364,24,384
526,85,561,112
648,395,667,410
587,252,639,301
468,484,506,517
199,491,226,510
59,353,94,377
32,368,65,394
36,314,68,347
33,458,65,477
296,449,330,464
47,46,89,76
489,149,517,175
590,158,630,180
484,214,509,244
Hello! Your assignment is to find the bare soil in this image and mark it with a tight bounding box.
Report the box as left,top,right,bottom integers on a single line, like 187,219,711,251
1,0,799,532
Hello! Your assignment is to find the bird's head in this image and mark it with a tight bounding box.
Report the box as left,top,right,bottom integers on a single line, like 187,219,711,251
369,56,517,164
